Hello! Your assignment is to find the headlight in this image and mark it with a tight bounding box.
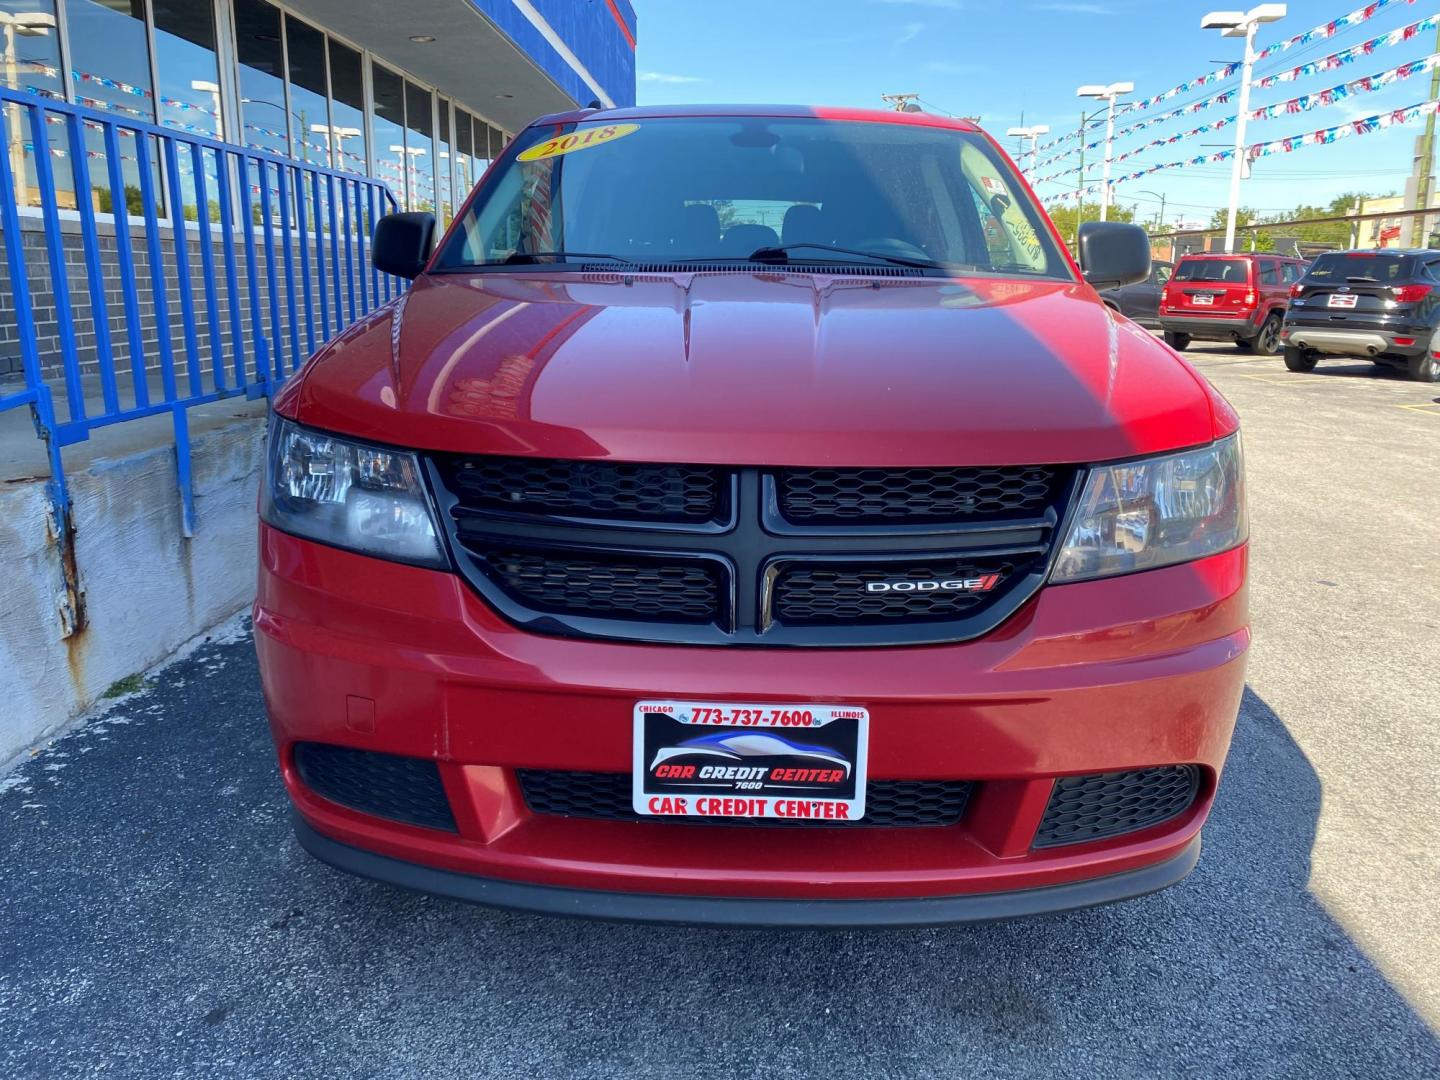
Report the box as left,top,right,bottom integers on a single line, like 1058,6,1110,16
261,416,447,569
1050,434,1246,583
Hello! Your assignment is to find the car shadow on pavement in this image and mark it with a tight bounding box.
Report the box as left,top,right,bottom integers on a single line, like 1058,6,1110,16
1,634,1437,1079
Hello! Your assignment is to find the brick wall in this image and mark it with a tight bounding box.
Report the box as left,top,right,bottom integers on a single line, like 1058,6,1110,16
0,214,386,401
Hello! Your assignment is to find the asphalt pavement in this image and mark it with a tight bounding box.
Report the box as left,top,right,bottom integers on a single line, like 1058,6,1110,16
2,343,1437,1079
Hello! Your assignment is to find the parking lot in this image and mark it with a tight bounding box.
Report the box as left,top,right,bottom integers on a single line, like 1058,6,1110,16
2,343,1437,1079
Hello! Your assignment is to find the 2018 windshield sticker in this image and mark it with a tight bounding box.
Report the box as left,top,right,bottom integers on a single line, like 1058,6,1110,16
518,123,640,163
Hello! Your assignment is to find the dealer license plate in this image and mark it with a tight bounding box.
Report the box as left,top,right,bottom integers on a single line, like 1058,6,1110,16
1328,293,1359,308
1193,294,1215,306
633,701,869,822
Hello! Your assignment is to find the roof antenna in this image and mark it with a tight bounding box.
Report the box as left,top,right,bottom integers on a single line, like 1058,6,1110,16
586,98,602,110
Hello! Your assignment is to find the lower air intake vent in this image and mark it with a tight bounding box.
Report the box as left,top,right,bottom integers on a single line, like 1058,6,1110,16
1033,765,1200,849
517,770,972,828
293,742,456,832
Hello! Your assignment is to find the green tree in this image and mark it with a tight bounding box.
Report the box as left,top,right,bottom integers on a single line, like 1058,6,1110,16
1046,201,1135,243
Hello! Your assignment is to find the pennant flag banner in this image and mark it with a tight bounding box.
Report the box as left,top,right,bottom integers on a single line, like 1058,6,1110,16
1024,15,1439,176
1028,87,1241,173
1030,1,1422,160
1249,98,1440,158
1254,13,1439,88
1043,96,1440,205
1254,0,1414,60
1249,52,1440,120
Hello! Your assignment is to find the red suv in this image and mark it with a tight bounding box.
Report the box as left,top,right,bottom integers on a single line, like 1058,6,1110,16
1160,252,1306,354
255,106,1249,926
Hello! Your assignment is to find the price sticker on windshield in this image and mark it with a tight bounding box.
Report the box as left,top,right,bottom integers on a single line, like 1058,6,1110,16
518,123,639,163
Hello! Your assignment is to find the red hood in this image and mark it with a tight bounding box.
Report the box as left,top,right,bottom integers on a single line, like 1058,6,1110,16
278,271,1224,466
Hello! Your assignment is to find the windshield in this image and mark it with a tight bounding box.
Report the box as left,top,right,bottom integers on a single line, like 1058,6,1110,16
433,116,1070,279
1306,252,1415,282
1174,258,1249,284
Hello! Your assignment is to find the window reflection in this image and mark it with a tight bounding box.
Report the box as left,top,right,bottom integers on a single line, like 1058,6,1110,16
370,61,405,203
453,107,474,202
403,79,433,212
285,14,329,167
234,0,286,155
152,1,220,138
435,95,452,223
1,1,63,208
326,39,366,174
67,0,154,216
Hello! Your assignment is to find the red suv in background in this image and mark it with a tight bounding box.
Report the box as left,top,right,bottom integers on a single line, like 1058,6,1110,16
255,106,1249,926
1160,252,1306,354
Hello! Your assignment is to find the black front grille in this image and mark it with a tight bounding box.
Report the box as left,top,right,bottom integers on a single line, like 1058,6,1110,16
778,466,1059,525
436,455,724,523
472,547,723,623
429,457,1075,647
1033,766,1200,849
518,770,972,828
293,742,456,832
770,556,1032,626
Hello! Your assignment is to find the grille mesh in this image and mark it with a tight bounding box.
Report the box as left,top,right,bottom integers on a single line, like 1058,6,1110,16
293,742,456,832
778,466,1059,524
440,456,724,523
517,770,972,828
1033,766,1200,848
771,557,1028,625
475,548,722,622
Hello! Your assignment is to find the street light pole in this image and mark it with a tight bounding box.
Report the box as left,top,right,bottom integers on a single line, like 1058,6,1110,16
1203,5,1287,253
1077,81,1135,223
1005,124,1051,175
1,11,56,206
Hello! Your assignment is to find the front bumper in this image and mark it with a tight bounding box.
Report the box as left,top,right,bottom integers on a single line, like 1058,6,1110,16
1281,321,1428,357
1159,314,1262,341
255,525,1249,923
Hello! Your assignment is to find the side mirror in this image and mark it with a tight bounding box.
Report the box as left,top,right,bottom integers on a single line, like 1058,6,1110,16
1077,221,1150,291
372,211,437,279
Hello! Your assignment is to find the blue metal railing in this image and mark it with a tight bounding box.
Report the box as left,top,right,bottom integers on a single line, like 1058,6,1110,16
0,87,403,635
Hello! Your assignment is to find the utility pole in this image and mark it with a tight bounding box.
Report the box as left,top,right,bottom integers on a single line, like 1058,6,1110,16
1409,20,1440,246
1075,111,1086,242
880,93,922,113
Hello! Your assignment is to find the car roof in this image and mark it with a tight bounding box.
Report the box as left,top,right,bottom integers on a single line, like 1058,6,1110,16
529,103,982,134
1176,252,1301,261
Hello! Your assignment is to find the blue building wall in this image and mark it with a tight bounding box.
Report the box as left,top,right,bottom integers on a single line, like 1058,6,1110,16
472,0,637,109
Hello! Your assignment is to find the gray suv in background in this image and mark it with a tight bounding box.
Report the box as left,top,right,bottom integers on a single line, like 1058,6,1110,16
1281,250,1440,382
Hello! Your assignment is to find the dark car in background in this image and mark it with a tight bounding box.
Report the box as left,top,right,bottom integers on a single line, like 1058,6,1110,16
1159,252,1306,355
1281,249,1440,382
1101,259,1172,328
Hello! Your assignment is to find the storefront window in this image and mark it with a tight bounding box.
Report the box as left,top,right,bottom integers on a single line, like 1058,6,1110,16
66,0,154,215
370,61,405,203
67,0,153,122
435,95,452,223
0,1,64,208
152,1,221,139
234,0,287,156
403,79,433,212
453,107,474,202
284,14,329,166
0,1,62,98
326,39,366,174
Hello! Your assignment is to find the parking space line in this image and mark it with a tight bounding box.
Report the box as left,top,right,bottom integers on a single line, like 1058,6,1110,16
1395,402,1440,415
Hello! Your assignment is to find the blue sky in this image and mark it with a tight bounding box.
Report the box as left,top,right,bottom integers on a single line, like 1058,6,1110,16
633,0,1440,226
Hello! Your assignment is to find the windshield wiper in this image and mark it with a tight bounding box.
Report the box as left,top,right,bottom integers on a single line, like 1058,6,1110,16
1345,275,1380,283
746,242,954,271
